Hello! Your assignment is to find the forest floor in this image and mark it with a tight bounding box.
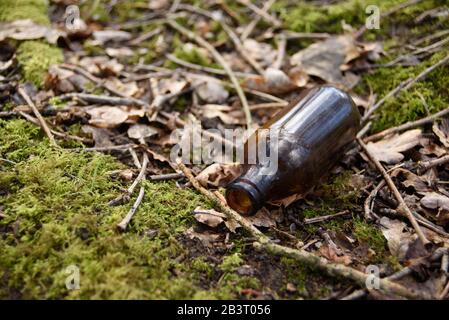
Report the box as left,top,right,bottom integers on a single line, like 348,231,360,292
0,0,448,299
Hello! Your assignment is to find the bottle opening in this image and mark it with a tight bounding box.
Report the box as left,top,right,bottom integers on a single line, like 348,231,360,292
226,188,254,215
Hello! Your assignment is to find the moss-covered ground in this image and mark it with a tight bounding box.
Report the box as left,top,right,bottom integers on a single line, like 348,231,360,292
1,0,448,299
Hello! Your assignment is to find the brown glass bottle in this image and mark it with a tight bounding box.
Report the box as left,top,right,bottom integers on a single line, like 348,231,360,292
226,86,361,215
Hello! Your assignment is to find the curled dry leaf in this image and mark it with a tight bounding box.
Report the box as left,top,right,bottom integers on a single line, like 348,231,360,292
92,30,132,45
432,119,449,148
365,129,422,164
242,68,298,94
290,35,361,87
196,163,242,187
246,207,276,228
391,168,432,195
195,80,229,103
104,78,139,97
193,207,226,228
105,47,135,58
421,192,449,212
86,106,144,128
242,39,277,68
201,104,242,125
0,19,63,44
81,125,115,147
318,245,352,266
379,216,416,261
419,136,447,157
127,124,159,140
184,227,220,247
78,56,124,77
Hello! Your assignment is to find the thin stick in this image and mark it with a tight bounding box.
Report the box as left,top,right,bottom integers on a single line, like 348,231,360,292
364,180,385,221
304,210,350,225
166,54,254,77
249,102,288,110
177,4,265,75
167,19,252,128
58,93,144,106
272,33,286,70
177,162,428,299
361,54,449,123
357,138,430,247
236,0,281,27
419,155,449,173
149,172,184,181
116,186,145,232
18,87,57,146
365,107,449,142
240,0,276,40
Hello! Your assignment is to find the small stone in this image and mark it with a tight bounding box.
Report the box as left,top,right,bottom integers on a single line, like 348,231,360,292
286,283,297,293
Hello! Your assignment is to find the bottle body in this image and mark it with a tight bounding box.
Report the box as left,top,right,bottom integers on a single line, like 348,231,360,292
226,86,361,215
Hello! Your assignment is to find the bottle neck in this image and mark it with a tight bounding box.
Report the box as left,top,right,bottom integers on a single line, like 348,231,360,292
225,178,265,215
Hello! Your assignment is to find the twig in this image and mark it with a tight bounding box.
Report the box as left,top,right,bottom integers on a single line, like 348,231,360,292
365,107,449,142
236,0,282,27
240,0,276,40
418,155,449,173
283,30,331,40
58,93,144,106
177,4,265,75
304,210,350,225
177,162,428,299
166,54,254,77
0,158,16,165
116,186,145,232
361,54,449,123
342,248,448,300
18,87,57,146
249,102,288,110
272,33,286,70
128,27,161,46
59,64,150,107
149,172,184,181
166,19,252,128
109,150,149,206
364,181,385,221
16,110,91,144
357,138,430,247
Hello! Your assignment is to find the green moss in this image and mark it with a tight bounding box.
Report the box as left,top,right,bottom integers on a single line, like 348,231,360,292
0,0,50,26
352,217,387,257
0,120,234,299
16,41,64,88
363,51,449,131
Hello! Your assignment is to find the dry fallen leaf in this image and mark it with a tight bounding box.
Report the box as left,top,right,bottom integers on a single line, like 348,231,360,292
86,106,144,128
391,168,432,195
104,78,139,97
0,19,63,44
379,216,416,261
246,207,276,228
92,30,132,45
127,124,159,140
184,227,220,247
319,245,352,265
193,207,226,228
201,104,242,125
78,56,124,77
195,80,229,103
242,68,298,94
290,35,360,87
420,192,449,211
105,47,135,58
242,39,277,68
196,163,242,187
365,129,422,164
432,119,449,148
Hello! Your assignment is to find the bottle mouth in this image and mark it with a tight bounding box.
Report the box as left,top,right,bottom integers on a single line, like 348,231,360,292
225,179,263,215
